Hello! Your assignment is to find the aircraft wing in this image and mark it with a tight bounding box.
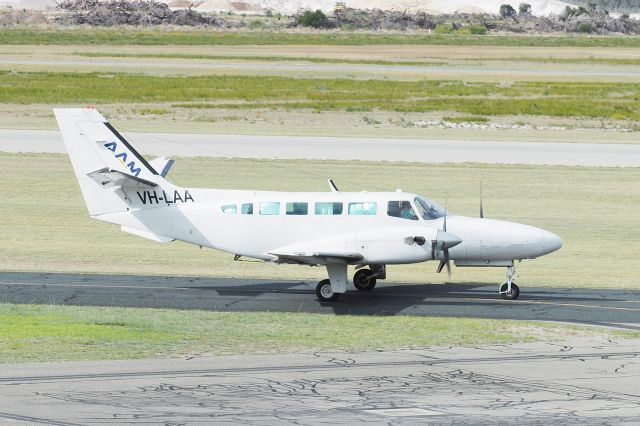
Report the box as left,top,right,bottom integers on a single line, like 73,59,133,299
87,167,157,189
269,250,363,265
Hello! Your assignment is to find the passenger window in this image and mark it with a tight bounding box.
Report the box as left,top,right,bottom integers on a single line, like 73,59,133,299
259,202,280,215
286,202,308,215
221,204,237,214
315,202,343,215
387,201,418,220
348,202,377,215
240,203,253,215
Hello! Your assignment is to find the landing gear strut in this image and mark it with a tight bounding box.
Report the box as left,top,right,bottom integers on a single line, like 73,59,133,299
500,265,520,300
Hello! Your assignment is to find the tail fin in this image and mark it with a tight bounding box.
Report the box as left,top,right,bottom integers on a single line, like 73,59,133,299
54,107,167,217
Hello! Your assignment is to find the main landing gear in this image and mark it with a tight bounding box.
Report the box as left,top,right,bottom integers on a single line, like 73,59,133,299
499,265,520,300
353,265,386,292
316,265,386,302
316,279,338,302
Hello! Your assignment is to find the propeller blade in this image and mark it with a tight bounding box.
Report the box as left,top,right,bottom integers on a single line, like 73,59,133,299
446,258,451,279
443,193,448,232
480,181,484,218
436,249,452,279
436,194,455,280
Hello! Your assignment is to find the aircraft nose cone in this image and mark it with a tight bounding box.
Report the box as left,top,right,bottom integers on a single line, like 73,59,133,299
542,231,563,254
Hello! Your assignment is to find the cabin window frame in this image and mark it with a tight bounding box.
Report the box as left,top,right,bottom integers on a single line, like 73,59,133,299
314,202,344,215
286,202,309,215
221,204,237,214
259,202,281,215
240,203,253,215
348,202,377,216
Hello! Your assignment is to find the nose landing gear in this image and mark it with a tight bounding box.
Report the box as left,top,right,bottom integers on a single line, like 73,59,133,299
500,265,520,300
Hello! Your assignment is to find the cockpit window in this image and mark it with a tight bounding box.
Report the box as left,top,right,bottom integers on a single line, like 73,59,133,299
414,196,445,220
387,201,418,220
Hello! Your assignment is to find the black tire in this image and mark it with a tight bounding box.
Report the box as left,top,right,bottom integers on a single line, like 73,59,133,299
316,279,339,302
353,269,377,291
500,282,520,300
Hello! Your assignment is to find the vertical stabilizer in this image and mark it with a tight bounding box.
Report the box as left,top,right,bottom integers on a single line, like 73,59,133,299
54,107,164,217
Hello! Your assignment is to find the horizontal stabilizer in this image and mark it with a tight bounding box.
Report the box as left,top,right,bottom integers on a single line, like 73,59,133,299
149,157,174,178
121,226,174,243
87,168,158,189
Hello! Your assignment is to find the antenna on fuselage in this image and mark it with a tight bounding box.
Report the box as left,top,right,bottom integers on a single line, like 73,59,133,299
480,180,484,219
328,179,339,192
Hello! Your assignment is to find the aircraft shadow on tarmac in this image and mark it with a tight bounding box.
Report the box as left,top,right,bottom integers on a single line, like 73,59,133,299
182,280,639,328
1,272,637,329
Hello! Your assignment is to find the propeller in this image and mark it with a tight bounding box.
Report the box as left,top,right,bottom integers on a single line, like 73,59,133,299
433,195,462,279
436,205,452,278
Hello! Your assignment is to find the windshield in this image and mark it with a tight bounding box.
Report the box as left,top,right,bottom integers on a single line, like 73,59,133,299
414,196,445,220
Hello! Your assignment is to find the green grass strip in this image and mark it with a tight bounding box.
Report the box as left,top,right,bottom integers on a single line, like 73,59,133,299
74,51,640,66
72,51,447,66
2,28,640,47
0,303,573,363
1,71,639,119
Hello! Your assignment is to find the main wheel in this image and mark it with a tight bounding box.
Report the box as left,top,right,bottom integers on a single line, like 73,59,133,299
353,269,377,291
500,282,520,300
316,279,339,302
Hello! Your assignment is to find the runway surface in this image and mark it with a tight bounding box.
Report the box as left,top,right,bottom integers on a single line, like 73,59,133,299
2,272,639,330
1,335,639,424
2,129,640,166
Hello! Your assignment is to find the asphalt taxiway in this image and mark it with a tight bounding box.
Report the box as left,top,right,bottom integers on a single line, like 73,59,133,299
1,337,639,424
2,129,640,166
1,272,638,331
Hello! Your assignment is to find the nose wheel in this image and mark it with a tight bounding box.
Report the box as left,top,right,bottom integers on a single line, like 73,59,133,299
500,282,520,300
499,265,520,300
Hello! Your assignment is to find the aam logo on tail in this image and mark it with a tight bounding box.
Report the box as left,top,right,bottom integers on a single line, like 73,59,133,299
103,141,142,177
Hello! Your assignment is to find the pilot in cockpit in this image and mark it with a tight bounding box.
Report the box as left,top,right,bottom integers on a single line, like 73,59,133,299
401,201,418,220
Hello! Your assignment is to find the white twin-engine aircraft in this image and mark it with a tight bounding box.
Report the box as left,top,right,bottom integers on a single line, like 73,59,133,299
55,108,562,302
